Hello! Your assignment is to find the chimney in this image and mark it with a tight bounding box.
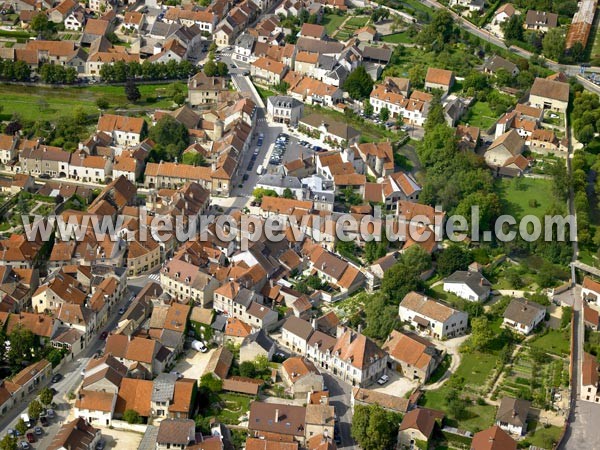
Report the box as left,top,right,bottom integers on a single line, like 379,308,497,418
275,408,279,423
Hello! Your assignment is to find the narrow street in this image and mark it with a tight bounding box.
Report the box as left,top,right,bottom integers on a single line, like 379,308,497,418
0,290,133,448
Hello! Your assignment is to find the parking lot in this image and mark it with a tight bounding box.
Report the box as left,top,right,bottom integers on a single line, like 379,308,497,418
172,347,216,381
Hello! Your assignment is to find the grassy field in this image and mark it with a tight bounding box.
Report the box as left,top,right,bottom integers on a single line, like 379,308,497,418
420,385,497,432
381,32,413,44
528,329,571,357
322,13,346,37
521,422,563,449
0,82,186,121
304,105,404,143
496,177,555,220
216,393,252,425
459,101,498,130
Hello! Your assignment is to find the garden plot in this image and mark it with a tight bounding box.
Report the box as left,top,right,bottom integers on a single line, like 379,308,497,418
494,348,568,409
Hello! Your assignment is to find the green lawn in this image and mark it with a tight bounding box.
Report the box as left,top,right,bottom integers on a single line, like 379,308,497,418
430,284,466,308
381,32,413,44
496,177,555,220
459,101,499,130
345,16,370,27
521,422,563,449
528,329,570,357
254,85,276,101
322,13,346,37
304,105,404,143
420,386,497,432
216,393,252,425
0,82,186,121
453,350,499,392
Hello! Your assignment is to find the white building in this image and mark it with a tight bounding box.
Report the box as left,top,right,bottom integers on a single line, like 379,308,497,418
502,298,545,335
266,96,304,126
399,292,468,339
443,270,491,302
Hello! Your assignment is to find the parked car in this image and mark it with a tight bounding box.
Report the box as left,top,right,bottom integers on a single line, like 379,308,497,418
51,374,62,383
96,439,106,450
40,417,49,427
170,371,184,379
118,307,125,315
34,427,42,436
39,174,51,179
19,441,30,450
377,374,390,385
242,174,249,181
46,409,55,419
7,429,16,438
26,433,35,444
99,331,108,340
191,340,208,353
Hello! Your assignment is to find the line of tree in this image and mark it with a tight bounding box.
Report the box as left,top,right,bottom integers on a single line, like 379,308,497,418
0,60,31,82
99,59,197,83
39,64,77,84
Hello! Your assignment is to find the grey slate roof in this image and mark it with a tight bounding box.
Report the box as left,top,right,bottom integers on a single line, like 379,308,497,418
483,55,518,75
212,315,227,331
257,174,303,190
267,95,303,110
152,373,177,402
242,328,275,352
444,270,490,297
496,397,531,428
503,298,545,326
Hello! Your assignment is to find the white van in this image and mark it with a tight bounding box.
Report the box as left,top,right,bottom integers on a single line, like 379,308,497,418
256,165,264,175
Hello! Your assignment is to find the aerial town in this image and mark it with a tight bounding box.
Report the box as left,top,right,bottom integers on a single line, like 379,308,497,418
0,0,599,448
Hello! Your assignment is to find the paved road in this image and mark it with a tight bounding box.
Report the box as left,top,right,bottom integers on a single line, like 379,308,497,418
319,374,358,450
0,290,133,449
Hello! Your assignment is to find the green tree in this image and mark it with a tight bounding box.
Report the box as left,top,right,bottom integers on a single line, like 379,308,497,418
502,15,524,42
8,325,36,370
470,316,494,350
494,68,512,87
149,115,189,162
96,97,109,110
379,107,390,122
0,435,17,450
14,419,27,436
216,62,229,77
416,9,454,52
204,59,218,77
239,361,257,378
343,66,374,100
123,409,142,424
200,373,223,393
253,188,278,202
381,260,423,304
125,78,141,102
282,188,294,199
31,12,52,36
577,124,595,144
351,404,400,450
542,28,565,61
28,399,43,420
363,100,374,117
39,387,54,406
437,245,472,276
364,294,398,340
408,64,426,89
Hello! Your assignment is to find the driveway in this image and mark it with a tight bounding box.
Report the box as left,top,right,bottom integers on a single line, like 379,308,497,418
371,370,418,397
172,347,215,381
422,334,469,391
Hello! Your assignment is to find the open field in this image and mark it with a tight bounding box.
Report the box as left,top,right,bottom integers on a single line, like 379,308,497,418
496,177,555,220
322,13,346,36
459,101,498,130
0,82,186,121
381,31,413,44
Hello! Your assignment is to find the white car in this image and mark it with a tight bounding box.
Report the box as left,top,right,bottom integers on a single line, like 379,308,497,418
377,374,390,385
